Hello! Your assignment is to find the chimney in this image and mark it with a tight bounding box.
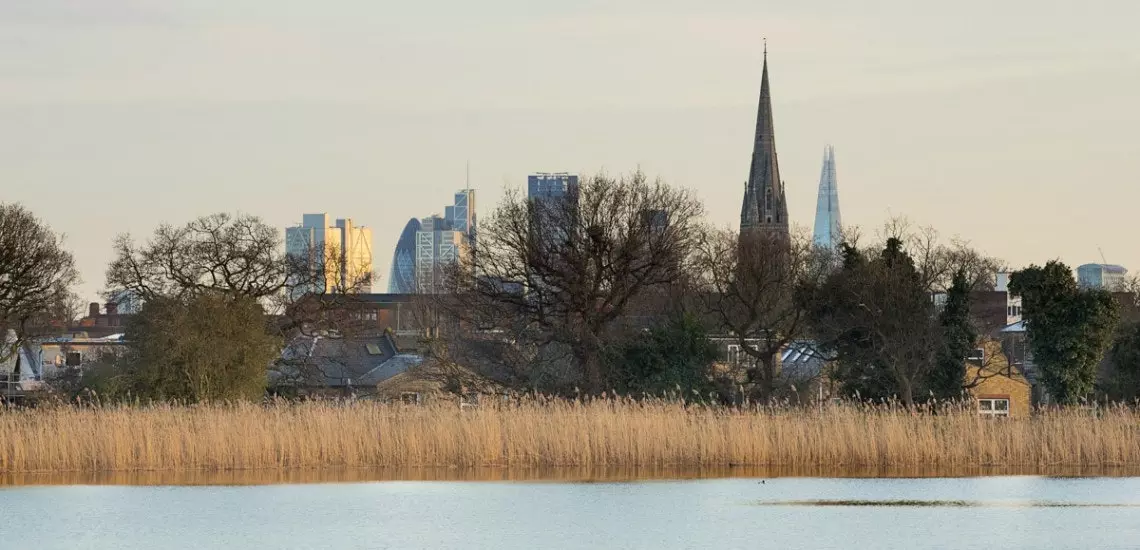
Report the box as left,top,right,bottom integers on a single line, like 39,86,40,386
106,302,119,316
88,302,100,318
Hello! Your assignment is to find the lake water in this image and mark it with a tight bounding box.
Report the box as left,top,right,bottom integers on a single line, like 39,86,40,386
3,476,1139,549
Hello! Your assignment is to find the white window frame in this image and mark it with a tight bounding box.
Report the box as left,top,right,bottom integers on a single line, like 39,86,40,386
726,344,741,367
978,398,1010,417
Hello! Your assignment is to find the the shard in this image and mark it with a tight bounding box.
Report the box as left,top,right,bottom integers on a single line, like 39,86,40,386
812,145,842,251
739,45,789,239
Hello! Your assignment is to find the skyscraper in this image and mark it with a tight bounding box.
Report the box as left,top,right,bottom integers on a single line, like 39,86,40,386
528,173,579,201
412,190,478,294
812,145,842,251
739,46,789,239
386,218,422,294
415,215,468,294
528,173,579,247
285,214,373,298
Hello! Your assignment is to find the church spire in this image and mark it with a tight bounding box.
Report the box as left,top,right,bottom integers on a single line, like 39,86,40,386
739,41,789,237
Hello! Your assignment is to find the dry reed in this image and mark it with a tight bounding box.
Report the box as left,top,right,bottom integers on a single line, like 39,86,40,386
1,399,1138,474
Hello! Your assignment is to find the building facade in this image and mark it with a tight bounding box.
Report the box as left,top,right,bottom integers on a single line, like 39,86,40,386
739,47,789,240
387,218,422,294
412,190,477,294
812,145,842,251
286,214,374,297
1077,263,1128,291
528,173,579,201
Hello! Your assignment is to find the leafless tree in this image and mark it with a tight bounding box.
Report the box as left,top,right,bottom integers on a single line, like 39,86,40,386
0,203,80,380
691,227,829,400
877,216,1005,293
442,171,704,393
106,213,287,303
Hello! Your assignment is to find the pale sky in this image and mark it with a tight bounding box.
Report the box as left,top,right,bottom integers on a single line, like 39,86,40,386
3,0,1139,302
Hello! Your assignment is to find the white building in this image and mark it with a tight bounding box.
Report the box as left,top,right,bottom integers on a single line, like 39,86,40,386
1077,263,1128,291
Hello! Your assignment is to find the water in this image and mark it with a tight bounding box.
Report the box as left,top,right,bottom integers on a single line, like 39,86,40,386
3,476,1140,549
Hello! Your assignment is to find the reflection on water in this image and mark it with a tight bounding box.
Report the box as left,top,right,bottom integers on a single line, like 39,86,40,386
757,499,1140,507
3,464,1139,486
3,476,1140,550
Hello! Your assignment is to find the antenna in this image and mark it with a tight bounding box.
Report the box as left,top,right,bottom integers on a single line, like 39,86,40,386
1099,247,1108,266
466,160,471,192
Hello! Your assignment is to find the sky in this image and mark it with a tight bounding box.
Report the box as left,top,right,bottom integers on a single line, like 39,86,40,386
3,0,1139,303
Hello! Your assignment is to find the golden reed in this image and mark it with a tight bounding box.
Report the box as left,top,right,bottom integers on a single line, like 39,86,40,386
1,399,1138,474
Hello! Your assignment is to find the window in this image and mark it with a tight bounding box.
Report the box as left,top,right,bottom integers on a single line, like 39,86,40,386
401,392,422,405
726,344,741,367
967,348,985,362
365,343,383,356
65,352,82,367
978,398,1010,417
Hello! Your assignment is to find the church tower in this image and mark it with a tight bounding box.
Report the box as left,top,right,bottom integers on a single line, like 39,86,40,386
739,44,789,239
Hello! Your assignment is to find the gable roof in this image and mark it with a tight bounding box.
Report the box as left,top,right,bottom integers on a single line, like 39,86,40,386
274,331,421,388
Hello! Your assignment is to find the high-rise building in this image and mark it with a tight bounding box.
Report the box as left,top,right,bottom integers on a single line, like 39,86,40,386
445,189,477,240
415,215,469,294
1078,263,1128,291
386,218,422,294
286,214,373,297
812,145,842,251
528,173,579,248
528,173,579,201
409,190,477,294
739,46,789,240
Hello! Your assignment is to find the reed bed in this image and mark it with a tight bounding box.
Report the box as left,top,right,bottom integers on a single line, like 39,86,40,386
1,399,1138,474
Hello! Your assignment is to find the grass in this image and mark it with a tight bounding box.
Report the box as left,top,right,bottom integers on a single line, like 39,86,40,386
0,398,1138,474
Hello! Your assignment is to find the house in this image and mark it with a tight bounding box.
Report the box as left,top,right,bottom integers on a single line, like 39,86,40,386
375,360,503,404
272,330,424,397
1,331,127,398
965,338,1032,418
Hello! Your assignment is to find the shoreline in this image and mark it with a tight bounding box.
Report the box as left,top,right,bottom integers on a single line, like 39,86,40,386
5,464,1140,487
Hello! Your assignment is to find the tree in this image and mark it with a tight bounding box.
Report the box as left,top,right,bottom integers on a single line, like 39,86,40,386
929,270,978,399
1010,261,1118,405
444,171,704,393
115,293,279,402
105,213,287,303
806,238,940,406
692,228,826,400
879,217,1004,293
0,203,80,380
604,314,719,398
1102,320,1140,402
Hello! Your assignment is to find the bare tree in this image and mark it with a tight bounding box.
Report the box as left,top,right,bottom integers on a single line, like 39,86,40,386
0,204,80,381
444,171,704,393
106,213,287,303
877,216,1005,293
691,227,827,400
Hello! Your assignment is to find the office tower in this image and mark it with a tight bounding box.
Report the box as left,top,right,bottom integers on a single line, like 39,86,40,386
739,45,789,240
1077,264,1128,291
386,218,422,294
528,173,579,201
415,215,469,294
286,214,373,297
812,145,842,251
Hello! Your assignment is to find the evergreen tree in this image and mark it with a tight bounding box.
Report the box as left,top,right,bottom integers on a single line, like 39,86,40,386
929,270,976,400
1010,261,1118,405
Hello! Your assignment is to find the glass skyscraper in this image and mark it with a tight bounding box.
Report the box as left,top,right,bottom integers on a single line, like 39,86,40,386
386,218,421,294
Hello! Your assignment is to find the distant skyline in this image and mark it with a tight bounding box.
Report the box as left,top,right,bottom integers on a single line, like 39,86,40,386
3,1,1139,301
